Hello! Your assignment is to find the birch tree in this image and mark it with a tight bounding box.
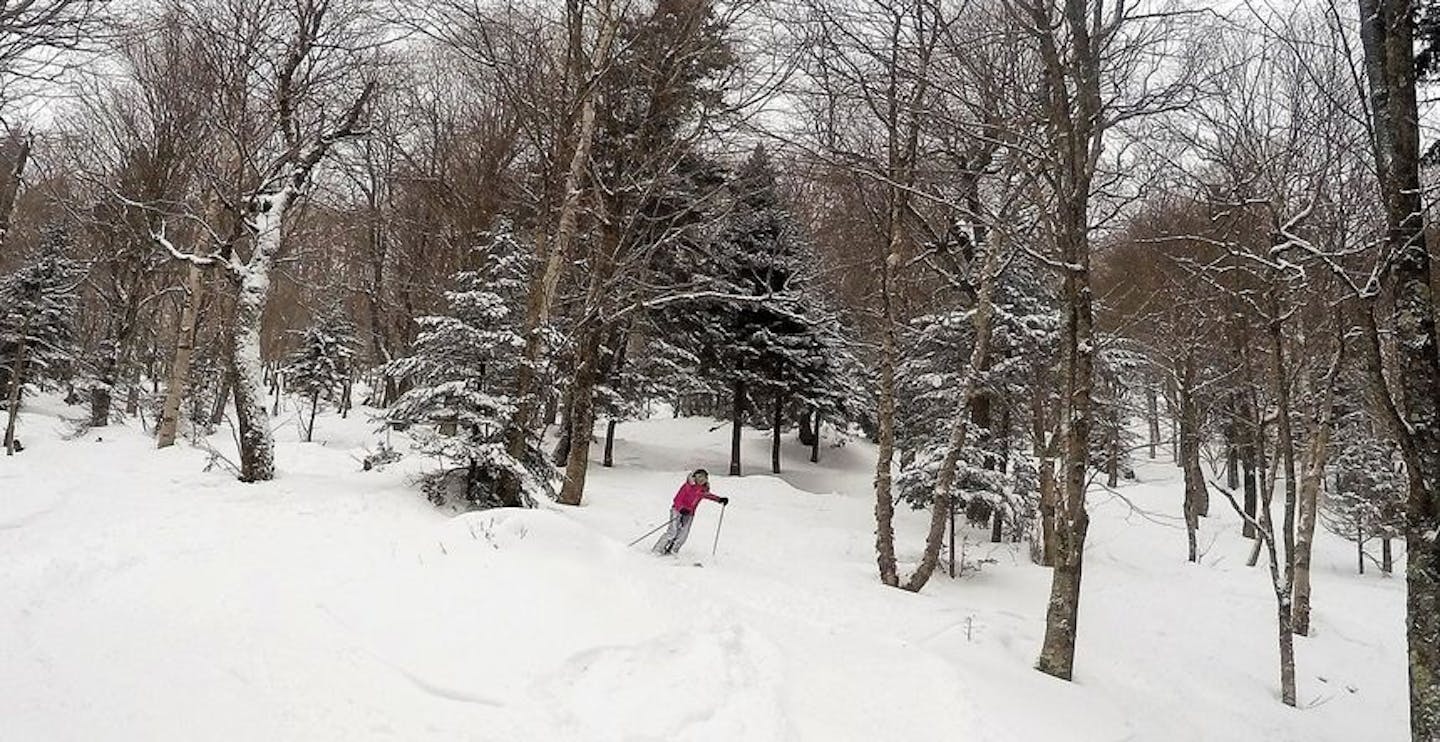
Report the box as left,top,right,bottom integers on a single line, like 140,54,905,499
148,0,377,482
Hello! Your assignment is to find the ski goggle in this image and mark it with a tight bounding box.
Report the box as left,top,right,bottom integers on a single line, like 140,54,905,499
692,471,709,485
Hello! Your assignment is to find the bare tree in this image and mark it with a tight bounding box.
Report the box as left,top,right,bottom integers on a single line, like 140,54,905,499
148,0,377,481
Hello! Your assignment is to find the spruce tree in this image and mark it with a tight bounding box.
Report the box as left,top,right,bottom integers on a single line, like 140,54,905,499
1324,412,1407,574
683,145,853,474
385,224,553,508
286,309,357,442
0,225,81,454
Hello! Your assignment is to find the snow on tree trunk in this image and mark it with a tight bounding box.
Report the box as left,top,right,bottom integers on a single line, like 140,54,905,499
1357,0,1440,730
503,0,619,504
1038,226,1097,680
231,265,275,482
157,263,203,448
1293,342,1344,636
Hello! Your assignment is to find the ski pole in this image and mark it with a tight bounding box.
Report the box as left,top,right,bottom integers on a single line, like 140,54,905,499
711,503,727,556
626,518,672,547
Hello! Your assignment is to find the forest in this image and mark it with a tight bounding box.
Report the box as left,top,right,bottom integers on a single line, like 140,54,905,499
0,0,1437,739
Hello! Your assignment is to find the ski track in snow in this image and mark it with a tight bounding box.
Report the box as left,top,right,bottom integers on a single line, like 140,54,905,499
0,399,1412,741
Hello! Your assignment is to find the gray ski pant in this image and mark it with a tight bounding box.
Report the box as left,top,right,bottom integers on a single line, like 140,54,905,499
653,507,694,555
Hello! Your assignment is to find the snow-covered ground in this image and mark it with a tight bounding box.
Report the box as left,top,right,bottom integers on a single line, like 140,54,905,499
0,397,1408,741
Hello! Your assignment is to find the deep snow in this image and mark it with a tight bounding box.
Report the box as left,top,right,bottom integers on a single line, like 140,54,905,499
0,397,1409,741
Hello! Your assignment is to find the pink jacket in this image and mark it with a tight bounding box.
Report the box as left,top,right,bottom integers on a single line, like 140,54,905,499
672,481,721,514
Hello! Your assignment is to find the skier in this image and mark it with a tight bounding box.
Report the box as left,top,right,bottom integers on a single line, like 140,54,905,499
653,468,728,556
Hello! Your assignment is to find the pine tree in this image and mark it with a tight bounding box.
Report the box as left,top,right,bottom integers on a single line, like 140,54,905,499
681,145,854,475
286,309,357,443
1323,412,1406,574
0,224,81,454
895,247,1060,546
385,224,553,508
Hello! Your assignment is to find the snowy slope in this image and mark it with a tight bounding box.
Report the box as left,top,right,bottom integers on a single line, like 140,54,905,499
0,398,1408,741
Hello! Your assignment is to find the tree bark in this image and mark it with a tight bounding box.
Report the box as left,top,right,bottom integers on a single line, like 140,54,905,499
1106,415,1119,489
730,377,744,477
799,408,817,447
1179,351,1206,563
0,134,31,262
231,267,275,482
557,328,603,506
157,263,203,448
504,0,619,503
1357,0,1440,732
603,419,617,468
1146,378,1159,459
810,409,821,463
1293,340,1345,636
771,393,783,474
305,390,319,442
4,341,27,455
552,385,574,466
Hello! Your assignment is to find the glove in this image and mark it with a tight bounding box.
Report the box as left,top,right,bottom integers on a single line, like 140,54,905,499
719,497,730,505
679,508,693,516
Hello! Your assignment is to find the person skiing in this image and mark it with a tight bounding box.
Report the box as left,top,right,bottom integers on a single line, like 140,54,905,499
653,468,728,556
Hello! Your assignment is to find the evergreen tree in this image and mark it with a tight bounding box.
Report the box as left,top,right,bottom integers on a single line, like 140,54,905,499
1323,411,1407,574
896,247,1060,542
384,224,553,508
0,224,81,454
286,309,357,442
680,145,855,474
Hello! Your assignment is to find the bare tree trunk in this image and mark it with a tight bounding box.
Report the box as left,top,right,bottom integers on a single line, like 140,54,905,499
210,372,231,428
0,133,31,261
771,393,783,475
948,496,957,577
1239,395,1259,540
552,385,574,466
231,268,275,482
603,419,617,468
1360,525,1367,575
157,263,203,448
1037,457,1057,566
504,0,619,505
4,341,27,455
1382,537,1393,575
1293,341,1344,636
557,329,602,506
1146,378,1159,459
1179,351,1205,563
1357,0,1440,731
1106,418,1119,489
305,390,319,442
810,409,820,463
1225,414,1239,490
730,377,744,477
